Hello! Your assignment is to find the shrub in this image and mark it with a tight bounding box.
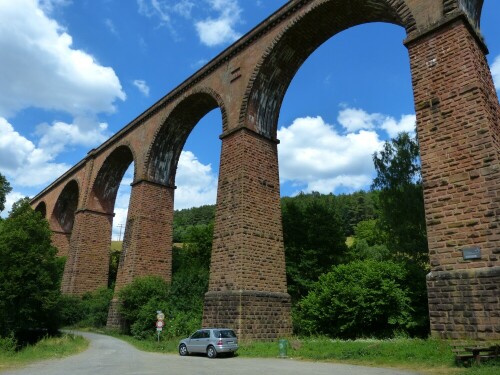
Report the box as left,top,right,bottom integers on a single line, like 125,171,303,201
59,288,113,328
118,276,170,339
296,260,414,338
80,288,113,328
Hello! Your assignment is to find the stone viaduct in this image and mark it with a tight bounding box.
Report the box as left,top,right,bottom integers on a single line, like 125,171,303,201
30,0,499,340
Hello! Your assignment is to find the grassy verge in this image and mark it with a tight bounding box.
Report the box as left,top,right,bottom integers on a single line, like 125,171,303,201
95,330,499,375
0,333,88,372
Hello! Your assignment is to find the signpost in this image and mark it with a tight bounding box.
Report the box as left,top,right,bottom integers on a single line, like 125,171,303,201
156,310,165,342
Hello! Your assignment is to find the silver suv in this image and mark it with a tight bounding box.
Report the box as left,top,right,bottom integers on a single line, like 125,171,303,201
178,328,238,358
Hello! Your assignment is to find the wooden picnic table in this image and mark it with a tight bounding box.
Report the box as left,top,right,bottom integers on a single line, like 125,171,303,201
459,344,500,364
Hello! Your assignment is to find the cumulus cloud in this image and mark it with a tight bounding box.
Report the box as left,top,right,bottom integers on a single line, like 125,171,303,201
278,116,384,194
35,118,110,156
338,107,415,138
174,150,218,209
133,79,150,96
491,55,500,91
0,0,125,118
195,0,242,46
0,118,70,188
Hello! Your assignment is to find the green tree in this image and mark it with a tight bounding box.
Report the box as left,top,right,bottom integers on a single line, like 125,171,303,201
295,260,414,338
0,199,61,338
0,173,12,214
371,132,427,263
282,196,347,301
371,132,430,336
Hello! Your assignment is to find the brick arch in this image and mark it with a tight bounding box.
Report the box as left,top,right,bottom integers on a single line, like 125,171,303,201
241,0,416,138
146,88,227,186
88,145,135,214
51,179,79,233
34,201,46,218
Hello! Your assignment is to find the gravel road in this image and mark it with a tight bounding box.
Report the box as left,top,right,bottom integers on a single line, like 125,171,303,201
1,331,421,375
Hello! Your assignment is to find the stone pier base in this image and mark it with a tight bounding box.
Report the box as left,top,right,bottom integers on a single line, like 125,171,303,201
203,290,292,340
427,266,500,340
106,298,127,331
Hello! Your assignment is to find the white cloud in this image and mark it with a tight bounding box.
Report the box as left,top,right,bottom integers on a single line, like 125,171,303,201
137,0,194,29
380,113,416,139
35,117,110,156
338,107,415,138
278,116,384,194
337,107,381,132
137,0,241,46
0,117,70,188
1,191,26,218
0,0,125,118
491,55,500,91
133,79,150,96
39,0,71,14
195,0,242,46
174,150,218,209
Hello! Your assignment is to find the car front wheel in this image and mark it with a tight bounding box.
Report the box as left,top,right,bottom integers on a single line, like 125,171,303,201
179,344,188,356
207,345,217,358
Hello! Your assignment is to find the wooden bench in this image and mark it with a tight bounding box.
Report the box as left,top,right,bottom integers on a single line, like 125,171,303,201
452,343,500,365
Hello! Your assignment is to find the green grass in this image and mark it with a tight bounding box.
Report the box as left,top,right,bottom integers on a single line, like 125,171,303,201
0,333,88,372
110,241,122,251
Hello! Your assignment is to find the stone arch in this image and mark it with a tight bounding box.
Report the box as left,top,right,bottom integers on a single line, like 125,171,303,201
444,0,484,28
34,201,46,218
52,179,79,233
88,145,135,214
146,88,227,186
241,0,416,138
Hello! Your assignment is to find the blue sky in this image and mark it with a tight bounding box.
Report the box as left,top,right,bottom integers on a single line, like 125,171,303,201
0,0,499,239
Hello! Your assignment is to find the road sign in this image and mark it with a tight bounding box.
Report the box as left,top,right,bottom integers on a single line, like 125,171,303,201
156,312,165,321
156,320,164,328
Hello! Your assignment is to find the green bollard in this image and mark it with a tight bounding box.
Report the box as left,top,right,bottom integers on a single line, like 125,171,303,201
278,339,288,358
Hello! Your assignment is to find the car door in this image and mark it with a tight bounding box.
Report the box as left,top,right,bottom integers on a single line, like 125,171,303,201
186,330,203,353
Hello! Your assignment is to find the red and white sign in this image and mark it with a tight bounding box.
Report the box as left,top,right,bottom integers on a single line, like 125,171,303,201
156,320,164,328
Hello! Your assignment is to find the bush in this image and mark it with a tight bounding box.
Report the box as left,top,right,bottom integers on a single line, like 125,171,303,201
59,295,85,327
59,288,113,328
295,260,414,338
0,332,17,353
80,288,113,328
118,276,170,339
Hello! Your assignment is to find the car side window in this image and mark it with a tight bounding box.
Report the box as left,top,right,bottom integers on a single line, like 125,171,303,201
202,330,210,338
191,330,202,339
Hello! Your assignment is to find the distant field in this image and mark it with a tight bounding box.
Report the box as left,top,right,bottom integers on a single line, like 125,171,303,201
110,241,122,251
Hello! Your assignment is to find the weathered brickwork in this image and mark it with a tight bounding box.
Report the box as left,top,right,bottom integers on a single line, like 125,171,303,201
406,16,499,339
202,128,292,339
427,267,499,340
51,231,70,257
61,209,113,295
31,0,497,340
208,128,287,293
114,181,174,291
204,291,292,340
107,181,174,328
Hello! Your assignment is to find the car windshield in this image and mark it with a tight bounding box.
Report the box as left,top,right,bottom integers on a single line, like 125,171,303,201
214,329,236,338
